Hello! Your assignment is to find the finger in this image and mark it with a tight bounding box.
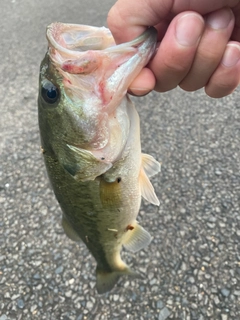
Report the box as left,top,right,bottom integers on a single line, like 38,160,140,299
107,0,240,43
148,12,205,92
232,2,240,41
128,67,156,96
205,42,240,97
180,8,235,91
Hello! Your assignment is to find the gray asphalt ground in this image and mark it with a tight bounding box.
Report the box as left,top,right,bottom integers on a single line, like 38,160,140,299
1,0,240,319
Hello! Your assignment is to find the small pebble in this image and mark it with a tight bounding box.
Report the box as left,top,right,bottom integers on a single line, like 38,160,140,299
11,294,20,300
55,266,64,274
30,305,37,313
221,288,230,297
157,300,165,309
65,290,72,298
86,301,93,310
33,273,41,280
158,307,171,320
17,299,25,309
215,169,222,175
113,295,119,302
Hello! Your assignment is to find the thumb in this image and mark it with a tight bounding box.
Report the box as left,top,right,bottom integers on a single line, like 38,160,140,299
107,0,169,43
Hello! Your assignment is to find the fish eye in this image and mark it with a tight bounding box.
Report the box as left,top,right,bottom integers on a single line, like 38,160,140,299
41,80,59,105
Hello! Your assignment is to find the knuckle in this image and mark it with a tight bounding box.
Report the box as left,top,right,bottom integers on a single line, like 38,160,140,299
162,58,189,74
206,76,239,97
198,50,221,65
179,81,201,92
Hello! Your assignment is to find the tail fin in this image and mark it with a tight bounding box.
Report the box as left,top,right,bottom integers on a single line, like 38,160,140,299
96,267,140,294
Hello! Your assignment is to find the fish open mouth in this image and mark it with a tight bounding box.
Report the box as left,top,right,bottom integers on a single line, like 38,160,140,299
46,22,157,59
44,23,157,139
46,23,157,106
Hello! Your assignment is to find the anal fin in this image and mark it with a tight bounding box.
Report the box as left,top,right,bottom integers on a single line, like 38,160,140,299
123,222,152,253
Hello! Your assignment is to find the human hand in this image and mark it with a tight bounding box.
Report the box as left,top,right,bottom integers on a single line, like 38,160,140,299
108,0,240,98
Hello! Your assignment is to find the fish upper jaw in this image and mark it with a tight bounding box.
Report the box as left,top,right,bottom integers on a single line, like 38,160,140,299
46,23,115,55
46,23,157,113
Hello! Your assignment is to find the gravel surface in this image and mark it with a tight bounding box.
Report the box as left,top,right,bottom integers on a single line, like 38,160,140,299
1,0,240,319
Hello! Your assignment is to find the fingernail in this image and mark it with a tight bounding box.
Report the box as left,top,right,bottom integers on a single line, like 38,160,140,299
176,13,204,46
221,44,240,67
128,88,151,96
206,8,232,30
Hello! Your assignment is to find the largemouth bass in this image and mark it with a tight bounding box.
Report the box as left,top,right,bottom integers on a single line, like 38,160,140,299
38,22,160,294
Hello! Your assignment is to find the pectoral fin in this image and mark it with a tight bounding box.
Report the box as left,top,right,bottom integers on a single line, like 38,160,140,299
123,222,152,253
141,153,161,177
139,167,160,205
62,144,112,181
139,153,160,205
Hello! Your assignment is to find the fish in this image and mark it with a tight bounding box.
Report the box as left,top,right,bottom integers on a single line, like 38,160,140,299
38,22,160,294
